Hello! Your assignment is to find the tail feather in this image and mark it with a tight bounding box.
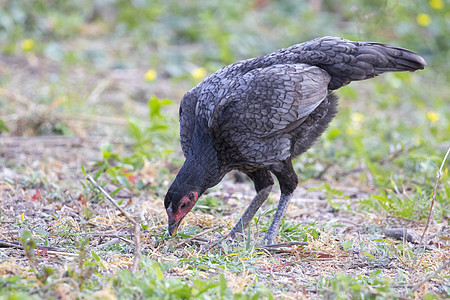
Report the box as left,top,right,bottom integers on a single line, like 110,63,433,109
361,43,427,72
288,37,427,90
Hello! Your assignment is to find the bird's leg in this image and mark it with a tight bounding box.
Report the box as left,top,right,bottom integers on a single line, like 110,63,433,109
263,160,298,245
229,170,273,239
229,186,272,238
263,193,293,245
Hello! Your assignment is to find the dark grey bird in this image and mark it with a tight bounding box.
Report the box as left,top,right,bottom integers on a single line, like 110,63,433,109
164,36,426,245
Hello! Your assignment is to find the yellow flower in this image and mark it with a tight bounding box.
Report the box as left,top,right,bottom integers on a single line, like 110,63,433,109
346,127,356,135
430,0,444,10
351,112,364,123
21,39,35,51
191,67,206,79
145,69,157,82
19,213,24,221
417,14,431,26
426,112,439,122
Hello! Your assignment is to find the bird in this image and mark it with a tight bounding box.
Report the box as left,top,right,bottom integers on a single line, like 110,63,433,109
164,36,426,245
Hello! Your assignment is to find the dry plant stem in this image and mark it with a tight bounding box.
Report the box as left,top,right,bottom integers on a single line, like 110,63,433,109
175,227,217,248
419,146,450,245
258,270,297,279
86,78,112,104
0,87,33,106
204,234,229,252
96,238,121,249
86,175,141,274
0,241,79,257
0,240,24,249
411,259,450,292
61,113,128,125
86,175,137,225
258,241,308,249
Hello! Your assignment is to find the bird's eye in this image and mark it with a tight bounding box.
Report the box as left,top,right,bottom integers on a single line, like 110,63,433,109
180,202,187,210
188,192,196,202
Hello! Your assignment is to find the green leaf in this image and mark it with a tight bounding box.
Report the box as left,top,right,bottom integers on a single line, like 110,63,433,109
152,263,164,280
148,95,174,118
0,119,9,133
110,187,123,196
81,163,87,178
219,273,227,296
43,266,54,276
246,223,251,251
91,250,100,262
94,164,106,180
117,176,132,188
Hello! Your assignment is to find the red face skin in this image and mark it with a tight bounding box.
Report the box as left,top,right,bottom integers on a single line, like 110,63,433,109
167,191,198,235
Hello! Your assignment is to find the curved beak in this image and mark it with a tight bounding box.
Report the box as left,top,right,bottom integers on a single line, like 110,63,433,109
168,220,181,236
166,203,180,236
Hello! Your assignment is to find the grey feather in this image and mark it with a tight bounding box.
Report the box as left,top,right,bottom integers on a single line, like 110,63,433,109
167,36,426,244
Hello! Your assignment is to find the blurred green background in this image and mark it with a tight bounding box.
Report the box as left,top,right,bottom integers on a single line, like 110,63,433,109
0,0,449,76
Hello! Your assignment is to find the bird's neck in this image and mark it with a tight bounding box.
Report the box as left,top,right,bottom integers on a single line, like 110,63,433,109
174,120,225,195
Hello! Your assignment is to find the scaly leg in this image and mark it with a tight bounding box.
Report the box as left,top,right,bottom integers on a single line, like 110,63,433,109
229,170,273,238
263,159,298,245
263,193,293,245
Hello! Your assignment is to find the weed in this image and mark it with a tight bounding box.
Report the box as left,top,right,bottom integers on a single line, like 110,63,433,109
93,96,177,189
318,270,399,299
113,258,271,299
0,119,9,133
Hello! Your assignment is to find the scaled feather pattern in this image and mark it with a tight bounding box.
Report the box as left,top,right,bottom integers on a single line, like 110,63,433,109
164,36,426,245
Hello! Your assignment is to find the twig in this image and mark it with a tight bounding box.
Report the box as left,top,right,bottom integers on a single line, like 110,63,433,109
0,240,23,249
379,146,408,165
117,236,134,245
258,241,308,249
175,227,218,248
0,240,78,257
336,166,367,178
411,259,450,292
86,78,112,104
86,175,141,273
45,251,79,257
258,270,298,279
0,87,33,106
61,113,128,125
96,238,121,249
86,175,136,225
78,232,127,237
204,235,228,252
419,146,450,245
314,163,332,180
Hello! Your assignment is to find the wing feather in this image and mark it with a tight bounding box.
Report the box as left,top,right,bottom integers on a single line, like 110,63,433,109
208,64,331,166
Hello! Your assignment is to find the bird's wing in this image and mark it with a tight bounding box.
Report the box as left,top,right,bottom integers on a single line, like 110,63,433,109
179,90,198,157
208,63,331,165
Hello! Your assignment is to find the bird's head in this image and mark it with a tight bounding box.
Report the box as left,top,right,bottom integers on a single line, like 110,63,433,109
164,189,199,236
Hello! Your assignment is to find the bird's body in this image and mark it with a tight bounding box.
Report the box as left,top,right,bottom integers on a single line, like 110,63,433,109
164,36,426,245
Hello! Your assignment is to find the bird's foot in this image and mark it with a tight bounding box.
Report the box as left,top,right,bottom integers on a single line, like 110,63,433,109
228,219,246,239
261,234,276,246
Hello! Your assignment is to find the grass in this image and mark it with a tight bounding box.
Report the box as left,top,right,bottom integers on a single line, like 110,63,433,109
1,0,449,299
